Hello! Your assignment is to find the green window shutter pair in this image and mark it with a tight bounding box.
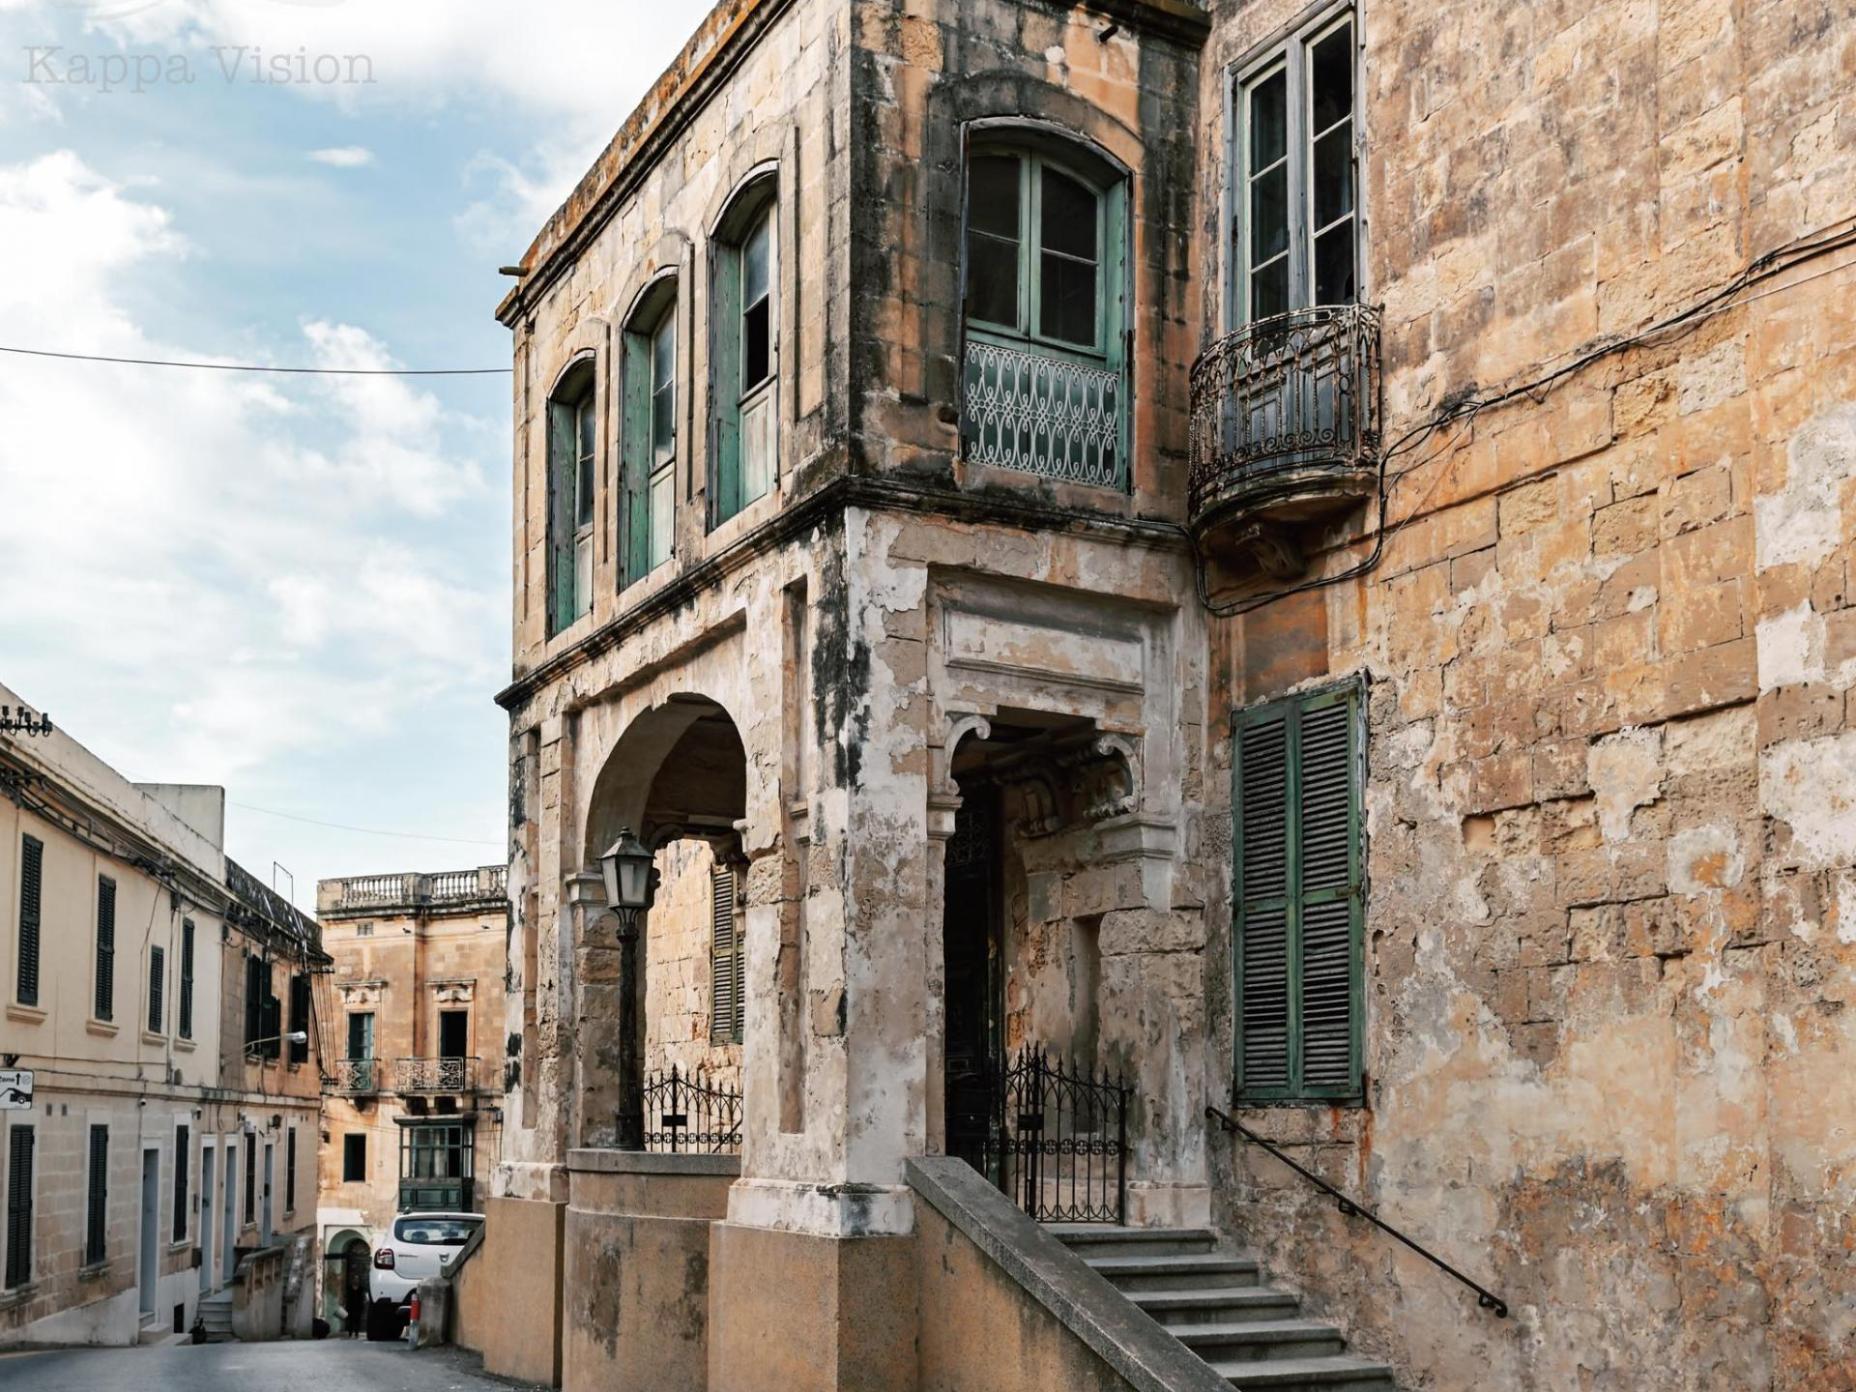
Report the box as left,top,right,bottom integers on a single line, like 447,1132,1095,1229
16,835,40,1007
709,864,744,1045
95,876,115,1022
546,395,579,635
1233,679,1364,1101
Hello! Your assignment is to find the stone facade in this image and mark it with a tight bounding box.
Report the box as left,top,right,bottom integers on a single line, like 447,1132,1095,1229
484,0,1856,1388
313,865,509,1314
0,682,326,1346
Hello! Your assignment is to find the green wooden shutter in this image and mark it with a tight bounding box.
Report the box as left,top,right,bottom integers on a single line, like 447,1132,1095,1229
710,865,742,1045
1234,680,1364,1100
95,877,115,1022
148,944,165,1032
621,328,652,586
178,918,194,1039
285,1127,297,1212
16,835,41,1007
85,1124,107,1264
6,1125,34,1288
711,245,743,526
547,395,578,633
173,1125,189,1242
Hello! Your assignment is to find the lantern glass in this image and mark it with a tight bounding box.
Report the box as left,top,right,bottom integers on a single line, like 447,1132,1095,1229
600,830,654,911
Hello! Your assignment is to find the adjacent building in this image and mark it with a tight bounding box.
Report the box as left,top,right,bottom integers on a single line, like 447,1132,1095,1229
0,682,327,1346
313,865,507,1310
458,0,1855,1389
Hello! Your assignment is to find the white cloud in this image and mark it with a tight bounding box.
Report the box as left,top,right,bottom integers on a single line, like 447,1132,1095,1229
0,150,501,789
308,144,372,167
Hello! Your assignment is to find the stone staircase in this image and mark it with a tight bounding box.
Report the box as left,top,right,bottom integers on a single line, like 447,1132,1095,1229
197,1291,234,1341
1049,1225,1396,1391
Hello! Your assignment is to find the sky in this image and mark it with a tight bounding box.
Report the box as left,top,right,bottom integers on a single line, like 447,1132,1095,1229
0,0,711,906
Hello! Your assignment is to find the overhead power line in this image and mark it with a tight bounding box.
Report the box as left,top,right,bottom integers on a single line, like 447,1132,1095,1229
230,800,503,848
0,344,509,376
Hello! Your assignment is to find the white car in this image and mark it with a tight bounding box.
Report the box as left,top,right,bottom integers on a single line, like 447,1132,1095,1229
367,1212,482,1338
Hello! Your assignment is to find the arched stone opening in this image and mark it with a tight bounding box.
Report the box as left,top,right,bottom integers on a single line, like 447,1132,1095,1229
580,694,750,1152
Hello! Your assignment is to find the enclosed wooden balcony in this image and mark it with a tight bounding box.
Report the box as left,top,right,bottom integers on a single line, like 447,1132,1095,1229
1188,304,1381,576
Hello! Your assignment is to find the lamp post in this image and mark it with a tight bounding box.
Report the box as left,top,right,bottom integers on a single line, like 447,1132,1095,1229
600,829,657,1150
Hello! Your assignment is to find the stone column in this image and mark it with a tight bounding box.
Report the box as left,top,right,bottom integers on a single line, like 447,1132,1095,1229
565,872,617,1150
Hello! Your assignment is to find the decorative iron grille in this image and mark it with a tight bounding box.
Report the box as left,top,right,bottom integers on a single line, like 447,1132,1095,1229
639,1066,742,1155
990,1045,1131,1225
1188,304,1381,519
330,1057,380,1094
961,339,1124,488
396,1056,476,1093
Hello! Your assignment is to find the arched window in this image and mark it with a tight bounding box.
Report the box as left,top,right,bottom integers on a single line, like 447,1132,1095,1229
711,179,777,526
621,282,678,585
547,358,597,634
961,139,1127,489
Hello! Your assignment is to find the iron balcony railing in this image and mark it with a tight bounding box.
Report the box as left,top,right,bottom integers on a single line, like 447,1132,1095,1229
1187,303,1381,527
330,1057,381,1094
1206,1105,1508,1318
396,1056,477,1093
988,1046,1132,1225
637,1066,742,1154
961,337,1126,489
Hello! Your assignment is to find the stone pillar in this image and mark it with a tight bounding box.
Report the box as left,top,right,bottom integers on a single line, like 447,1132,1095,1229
566,872,617,1149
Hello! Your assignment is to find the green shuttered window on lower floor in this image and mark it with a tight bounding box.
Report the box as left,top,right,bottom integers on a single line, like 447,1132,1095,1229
5,1125,33,1288
1233,678,1365,1102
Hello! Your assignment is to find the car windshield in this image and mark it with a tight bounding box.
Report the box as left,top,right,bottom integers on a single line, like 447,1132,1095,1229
393,1217,479,1246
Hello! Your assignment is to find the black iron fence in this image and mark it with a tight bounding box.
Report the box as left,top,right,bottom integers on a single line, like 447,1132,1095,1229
991,1046,1131,1225
639,1066,743,1155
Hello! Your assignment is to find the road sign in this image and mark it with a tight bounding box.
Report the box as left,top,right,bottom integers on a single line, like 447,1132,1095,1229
0,1071,32,1110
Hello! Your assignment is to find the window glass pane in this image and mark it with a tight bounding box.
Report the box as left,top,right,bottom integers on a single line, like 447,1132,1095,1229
1253,257,1290,320
743,300,771,390
649,468,674,568
1313,122,1354,229
1039,251,1098,346
743,213,772,307
576,397,596,528
1249,163,1289,267
967,154,1021,239
1310,20,1353,135
1248,68,1287,171
652,314,674,392
741,391,775,503
1314,221,1356,305
966,233,1019,328
1039,167,1097,261
651,382,675,461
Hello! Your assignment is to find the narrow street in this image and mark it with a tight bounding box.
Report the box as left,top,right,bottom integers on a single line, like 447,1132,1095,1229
0,1341,544,1392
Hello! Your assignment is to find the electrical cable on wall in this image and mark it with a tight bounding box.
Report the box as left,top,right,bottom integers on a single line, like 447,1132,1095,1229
1188,215,1856,618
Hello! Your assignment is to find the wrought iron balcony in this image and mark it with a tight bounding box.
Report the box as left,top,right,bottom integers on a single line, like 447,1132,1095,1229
961,337,1125,489
330,1057,381,1095
396,1056,477,1094
1188,304,1381,575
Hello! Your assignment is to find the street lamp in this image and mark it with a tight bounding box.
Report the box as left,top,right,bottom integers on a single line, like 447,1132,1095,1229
0,706,52,737
599,829,657,1150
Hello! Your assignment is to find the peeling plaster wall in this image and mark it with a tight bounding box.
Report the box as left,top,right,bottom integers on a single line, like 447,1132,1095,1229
1198,0,1856,1387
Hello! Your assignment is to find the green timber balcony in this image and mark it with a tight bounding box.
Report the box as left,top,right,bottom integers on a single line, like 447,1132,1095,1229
1188,304,1381,577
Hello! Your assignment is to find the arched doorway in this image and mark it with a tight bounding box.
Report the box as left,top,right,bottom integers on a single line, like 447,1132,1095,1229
583,694,750,1152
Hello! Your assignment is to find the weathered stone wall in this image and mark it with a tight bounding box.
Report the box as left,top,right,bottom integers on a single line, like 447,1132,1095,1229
646,837,744,1090
1196,1,1856,1388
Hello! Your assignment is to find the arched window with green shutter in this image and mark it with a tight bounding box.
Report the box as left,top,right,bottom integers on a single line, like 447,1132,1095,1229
620,279,678,586
546,357,598,635
960,136,1129,489
1232,677,1365,1101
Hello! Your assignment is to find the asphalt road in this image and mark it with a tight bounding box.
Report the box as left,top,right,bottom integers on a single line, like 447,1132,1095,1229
0,1340,545,1391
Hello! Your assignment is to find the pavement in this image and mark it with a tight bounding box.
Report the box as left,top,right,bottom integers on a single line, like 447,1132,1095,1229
0,1339,547,1391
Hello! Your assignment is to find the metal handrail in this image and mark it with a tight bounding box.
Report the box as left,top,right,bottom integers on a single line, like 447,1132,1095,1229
1206,1104,1508,1318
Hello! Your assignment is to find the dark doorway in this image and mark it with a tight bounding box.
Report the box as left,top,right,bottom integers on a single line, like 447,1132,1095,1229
438,1010,469,1059
943,788,1002,1177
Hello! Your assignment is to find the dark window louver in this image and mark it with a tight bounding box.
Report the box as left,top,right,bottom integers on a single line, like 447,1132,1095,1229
288,975,310,1064
16,835,42,1007
178,919,195,1040
285,1128,297,1211
1234,680,1364,1101
95,876,116,1022
173,1125,189,1243
85,1124,108,1265
710,864,744,1045
6,1125,34,1288
243,1139,255,1224
148,944,166,1033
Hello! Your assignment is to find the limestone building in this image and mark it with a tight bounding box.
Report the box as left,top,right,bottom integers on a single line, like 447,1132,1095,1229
0,682,327,1346
473,1,1856,1388
313,865,508,1301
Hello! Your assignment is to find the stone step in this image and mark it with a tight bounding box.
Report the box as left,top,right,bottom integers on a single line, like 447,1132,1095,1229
1048,1225,1219,1259
1209,1354,1398,1390
1130,1286,1302,1326
1172,1319,1347,1362
1085,1252,1262,1292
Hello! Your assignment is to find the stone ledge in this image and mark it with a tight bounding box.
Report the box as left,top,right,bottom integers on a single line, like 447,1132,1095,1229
906,1155,1229,1392
567,1147,741,1177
